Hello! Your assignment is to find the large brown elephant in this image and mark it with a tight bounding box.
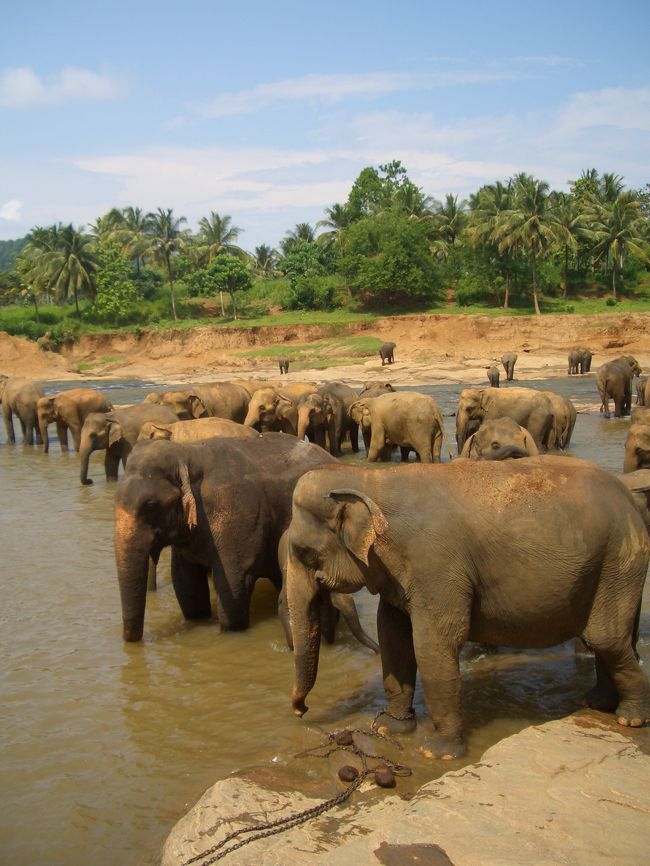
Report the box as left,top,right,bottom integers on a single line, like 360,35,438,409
113,433,337,640
1,376,44,444
459,416,539,459
456,386,554,453
597,355,642,419
138,417,259,442
542,390,577,450
79,404,178,485
159,383,250,422
296,382,359,455
349,391,446,463
243,383,317,434
624,424,650,473
37,387,113,453
286,459,650,759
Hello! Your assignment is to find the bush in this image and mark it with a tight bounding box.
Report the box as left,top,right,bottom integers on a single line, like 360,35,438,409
283,276,338,311
455,274,494,307
606,295,619,306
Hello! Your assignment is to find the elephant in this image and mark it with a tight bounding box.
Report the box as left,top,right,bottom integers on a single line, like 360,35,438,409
113,432,337,640
286,458,650,759
276,531,379,653
624,424,650,473
243,382,317,434
501,352,518,381
635,376,649,406
159,383,250,422
632,406,650,426
358,382,395,399
79,403,178,485
138,417,259,442
620,469,650,535
580,348,593,374
568,347,592,375
456,386,554,453
36,387,113,453
458,417,539,459
278,358,290,375
597,355,642,419
349,391,447,463
487,365,500,388
542,390,577,450
1,377,44,445
296,382,359,455
379,342,396,365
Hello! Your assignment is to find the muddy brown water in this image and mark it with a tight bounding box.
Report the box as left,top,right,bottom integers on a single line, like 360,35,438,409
1,375,648,866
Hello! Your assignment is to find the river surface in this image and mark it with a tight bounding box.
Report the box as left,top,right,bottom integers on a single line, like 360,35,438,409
1,374,648,866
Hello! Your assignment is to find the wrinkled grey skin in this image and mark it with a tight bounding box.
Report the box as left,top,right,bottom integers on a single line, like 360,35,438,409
349,391,446,463
487,365,500,388
459,417,539,459
243,383,317,434
456,386,553,453
296,382,359,455
379,342,396,365
79,404,178,485
501,352,518,381
138,417,259,442
542,390,577,450
113,433,336,640
160,383,250,422
37,387,113,453
287,459,650,759
278,358,290,375
276,531,379,653
624,424,650,473
635,376,649,406
597,355,642,419
1,377,44,444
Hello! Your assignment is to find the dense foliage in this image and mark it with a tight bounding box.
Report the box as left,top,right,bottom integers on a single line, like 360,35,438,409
0,163,648,335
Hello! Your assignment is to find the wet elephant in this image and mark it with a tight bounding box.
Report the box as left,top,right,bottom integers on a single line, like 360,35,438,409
286,459,650,759
138,417,259,442
160,383,250,422
597,355,642,419
459,416,539,459
113,433,337,640
37,387,113,453
636,377,649,407
568,347,592,375
456,386,554,453
542,390,577,450
501,352,518,381
487,365,500,387
79,404,179,485
296,382,359,455
624,424,650,473
1,377,44,445
244,382,317,434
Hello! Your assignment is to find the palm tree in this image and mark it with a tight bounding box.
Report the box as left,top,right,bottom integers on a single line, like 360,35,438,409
432,194,467,245
280,222,316,256
466,181,514,307
391,181,435,220
45,224,97,318
146,208,188,320
253,244,279,277
549,191,589,298
196,212,245,263
583,191,649,299
492,174,557,315
117,206,152,272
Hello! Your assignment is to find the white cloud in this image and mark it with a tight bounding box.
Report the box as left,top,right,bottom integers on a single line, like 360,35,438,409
555,86,650,132
0,199,23,221
0,66,123,109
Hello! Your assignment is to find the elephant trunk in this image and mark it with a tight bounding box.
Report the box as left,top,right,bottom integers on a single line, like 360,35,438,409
296,406,312,442
79,440,96,485
38,412,50,453
624,450,640,474
243,406,259,428
287,556,322,716
114,505,153,641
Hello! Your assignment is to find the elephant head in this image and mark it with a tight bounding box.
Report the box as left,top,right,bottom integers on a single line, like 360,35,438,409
138,421,174,441
79,412,124,484
162,391,208,420
114,440,197,642
296,393,327,442
36,395,57,452
624,424,650,473
459,417,539,460
455,388,484,453
244,388,294,432
348,399,372,431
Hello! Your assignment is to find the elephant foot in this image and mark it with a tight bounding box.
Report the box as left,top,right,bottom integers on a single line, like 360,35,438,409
583,682,618,713
421,732,467,761
615,699,650,728
372,707,416,735
81,478,94,486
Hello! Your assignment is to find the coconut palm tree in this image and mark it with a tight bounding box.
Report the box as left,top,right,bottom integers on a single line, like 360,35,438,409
196,212,245,263
45,224,97,318
280,223,316,256
432,194,467,246
549,191,589,298
466,181,515,307
146,208,188,320
253,244,279,277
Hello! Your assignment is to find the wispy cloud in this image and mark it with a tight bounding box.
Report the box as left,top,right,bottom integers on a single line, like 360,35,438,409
0,199,23,221
555,86,650,132
0,66,123,109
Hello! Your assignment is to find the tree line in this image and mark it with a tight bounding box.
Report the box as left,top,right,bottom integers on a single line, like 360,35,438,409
1,162,649,328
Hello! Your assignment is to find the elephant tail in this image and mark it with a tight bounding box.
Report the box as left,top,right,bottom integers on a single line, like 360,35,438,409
432,404,454,461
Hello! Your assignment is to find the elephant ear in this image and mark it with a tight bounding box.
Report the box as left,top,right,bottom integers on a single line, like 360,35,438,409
177,461,198,529
108,420,124,447
329,488,388,566
522,431,539,456
460,433,476,458
188,395,207,418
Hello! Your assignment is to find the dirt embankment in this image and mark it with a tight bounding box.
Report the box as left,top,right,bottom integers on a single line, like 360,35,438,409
1,311,649,386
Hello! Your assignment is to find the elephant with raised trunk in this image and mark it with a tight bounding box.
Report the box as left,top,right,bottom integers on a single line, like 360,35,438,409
37,387,113,453
456,386,554,453
597,355,642,419
113,433,337,641
79,403,178,485
286,459,650,759
459,417,539,459
1,377,44,444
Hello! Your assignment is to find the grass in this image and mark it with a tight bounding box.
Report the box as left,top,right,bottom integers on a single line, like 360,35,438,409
74,355,125,373
238,335,384,368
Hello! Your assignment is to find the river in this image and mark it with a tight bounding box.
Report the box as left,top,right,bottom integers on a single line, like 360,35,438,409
0,374,647,865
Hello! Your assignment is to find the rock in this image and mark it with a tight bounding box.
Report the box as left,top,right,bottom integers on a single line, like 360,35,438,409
161,714,650,865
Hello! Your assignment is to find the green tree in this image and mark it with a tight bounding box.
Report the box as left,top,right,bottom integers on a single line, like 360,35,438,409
253,244,279,277
94,239,138,325
549,191,589,298
146,208,188,320
466,181,515,307
202,254,252,319
45,224,97,319
432,194,467,246
196,212,246,264
280,222,317,256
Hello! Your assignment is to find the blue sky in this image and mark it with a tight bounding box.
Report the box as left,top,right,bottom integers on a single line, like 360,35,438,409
1,0,649,251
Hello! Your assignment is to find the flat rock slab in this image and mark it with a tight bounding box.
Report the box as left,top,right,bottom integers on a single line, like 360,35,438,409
161,714,650,866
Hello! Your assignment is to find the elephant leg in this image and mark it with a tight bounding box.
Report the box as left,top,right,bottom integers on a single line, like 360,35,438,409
70,422,82,451
210,555,255,631
19,416,29,443
349,420,360,453
171,548,212,620
400,446,411,462
56,420,69,451
105,449,121,482
3,408,16,444
367,422,386,462
374,599,417,734
432,429,443,463
362,427,371,453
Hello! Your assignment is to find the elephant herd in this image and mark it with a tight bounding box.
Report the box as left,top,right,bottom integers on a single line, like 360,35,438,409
2,357,650,761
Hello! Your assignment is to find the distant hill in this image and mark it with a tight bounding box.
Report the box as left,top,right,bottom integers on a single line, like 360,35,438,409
0,237,28,271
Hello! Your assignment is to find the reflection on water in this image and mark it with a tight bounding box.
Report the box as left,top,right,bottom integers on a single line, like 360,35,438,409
0,375,648,866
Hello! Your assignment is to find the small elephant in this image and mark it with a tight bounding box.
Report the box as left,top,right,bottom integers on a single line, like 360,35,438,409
358,382,395,399
636,376,649,406
79,403,179,485
542,390,577,450
456,386,554,453
597,355,642,419
243,382,317,434
138,417,259,442
624,424,650,473
487,365,500,388
379,342,396,365
37,387,113,453
501,352,518,381
287,459,650,759
459,417,539,459
349,391,447,463
276,531,378,653
1,376,44,445
278,358,290,375
569,347,594,375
